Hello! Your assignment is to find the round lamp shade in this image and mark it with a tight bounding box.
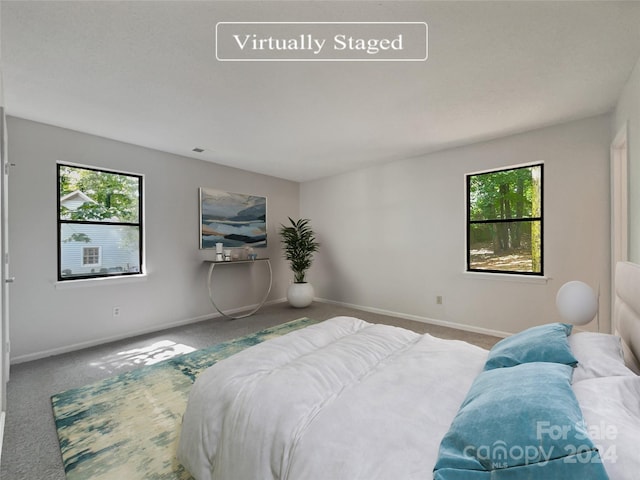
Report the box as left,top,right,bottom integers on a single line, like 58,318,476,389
556,281,598,326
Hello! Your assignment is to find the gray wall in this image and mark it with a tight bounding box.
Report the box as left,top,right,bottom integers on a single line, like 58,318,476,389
302,115,612,336
7,117,299,361
7,107,624,359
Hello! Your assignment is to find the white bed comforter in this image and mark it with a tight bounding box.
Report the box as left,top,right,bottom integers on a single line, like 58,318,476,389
177,316,488,480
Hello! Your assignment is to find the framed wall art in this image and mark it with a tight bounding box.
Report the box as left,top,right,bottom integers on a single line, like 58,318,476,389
199,187,267,249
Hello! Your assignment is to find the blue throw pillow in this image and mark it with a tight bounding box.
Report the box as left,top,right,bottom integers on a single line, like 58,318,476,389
484,323,577,370
433,362,609,480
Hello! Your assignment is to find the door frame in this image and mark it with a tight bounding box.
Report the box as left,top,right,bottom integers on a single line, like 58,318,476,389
611,123,629,332
0,106,8,451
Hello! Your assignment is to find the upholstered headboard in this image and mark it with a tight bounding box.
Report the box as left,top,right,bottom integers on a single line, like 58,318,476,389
614,261,640,374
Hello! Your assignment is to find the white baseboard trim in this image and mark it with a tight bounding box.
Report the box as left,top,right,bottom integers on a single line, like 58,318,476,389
11,298,287,364
314,297,511,339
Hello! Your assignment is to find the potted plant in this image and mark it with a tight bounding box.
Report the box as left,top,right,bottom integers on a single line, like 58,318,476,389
279,217,320,308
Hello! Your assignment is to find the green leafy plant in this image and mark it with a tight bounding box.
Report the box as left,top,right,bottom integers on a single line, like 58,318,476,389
279,217,320,283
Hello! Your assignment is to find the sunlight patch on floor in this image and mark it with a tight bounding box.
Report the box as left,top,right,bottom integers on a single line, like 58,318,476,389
90,340,197,372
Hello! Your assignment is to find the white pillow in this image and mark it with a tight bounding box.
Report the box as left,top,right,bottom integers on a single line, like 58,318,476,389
573,376,640,480
569,332,636,383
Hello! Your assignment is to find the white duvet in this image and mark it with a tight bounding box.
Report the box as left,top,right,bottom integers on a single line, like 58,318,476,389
573,375,640,480
177,316,488,480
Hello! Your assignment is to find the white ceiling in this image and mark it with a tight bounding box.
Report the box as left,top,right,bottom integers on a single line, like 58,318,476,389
2,1,640,182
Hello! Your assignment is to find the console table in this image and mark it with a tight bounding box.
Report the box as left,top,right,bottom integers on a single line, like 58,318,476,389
204,258,272,319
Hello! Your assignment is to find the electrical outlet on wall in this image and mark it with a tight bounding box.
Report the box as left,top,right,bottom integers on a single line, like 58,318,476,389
113,306,121,317
436,296,443,305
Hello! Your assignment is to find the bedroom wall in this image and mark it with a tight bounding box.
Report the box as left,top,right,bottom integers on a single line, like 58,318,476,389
302,115,612,336
614,53,640,264
7,117,299,361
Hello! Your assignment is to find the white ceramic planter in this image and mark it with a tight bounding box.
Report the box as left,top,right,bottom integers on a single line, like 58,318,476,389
287,282,314,308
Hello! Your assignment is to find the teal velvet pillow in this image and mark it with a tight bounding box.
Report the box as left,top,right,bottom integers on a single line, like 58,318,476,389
433,362,609,480
484,323,577,370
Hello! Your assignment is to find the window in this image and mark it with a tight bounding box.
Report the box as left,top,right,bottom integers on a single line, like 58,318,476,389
82,246,101,267
467,163,543,275
58,163,143,281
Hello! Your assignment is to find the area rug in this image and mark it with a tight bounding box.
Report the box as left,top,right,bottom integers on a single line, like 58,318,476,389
51,317,318,480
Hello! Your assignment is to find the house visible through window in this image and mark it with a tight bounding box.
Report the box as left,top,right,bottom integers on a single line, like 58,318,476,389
58,163,143,281
467,163,543,275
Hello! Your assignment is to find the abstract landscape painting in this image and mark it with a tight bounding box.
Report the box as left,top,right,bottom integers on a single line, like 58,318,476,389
199,187,267,249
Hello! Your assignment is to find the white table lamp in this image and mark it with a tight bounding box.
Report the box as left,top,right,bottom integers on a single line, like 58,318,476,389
556,280,599,330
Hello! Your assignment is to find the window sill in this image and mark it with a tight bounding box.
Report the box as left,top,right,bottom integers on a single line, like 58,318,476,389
462,271,549,284
54,273,147,289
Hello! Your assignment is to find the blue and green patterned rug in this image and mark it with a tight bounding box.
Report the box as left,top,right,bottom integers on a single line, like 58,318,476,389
51,317,318,480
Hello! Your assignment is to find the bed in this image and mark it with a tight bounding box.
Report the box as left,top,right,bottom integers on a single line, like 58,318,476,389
177,261,640,480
